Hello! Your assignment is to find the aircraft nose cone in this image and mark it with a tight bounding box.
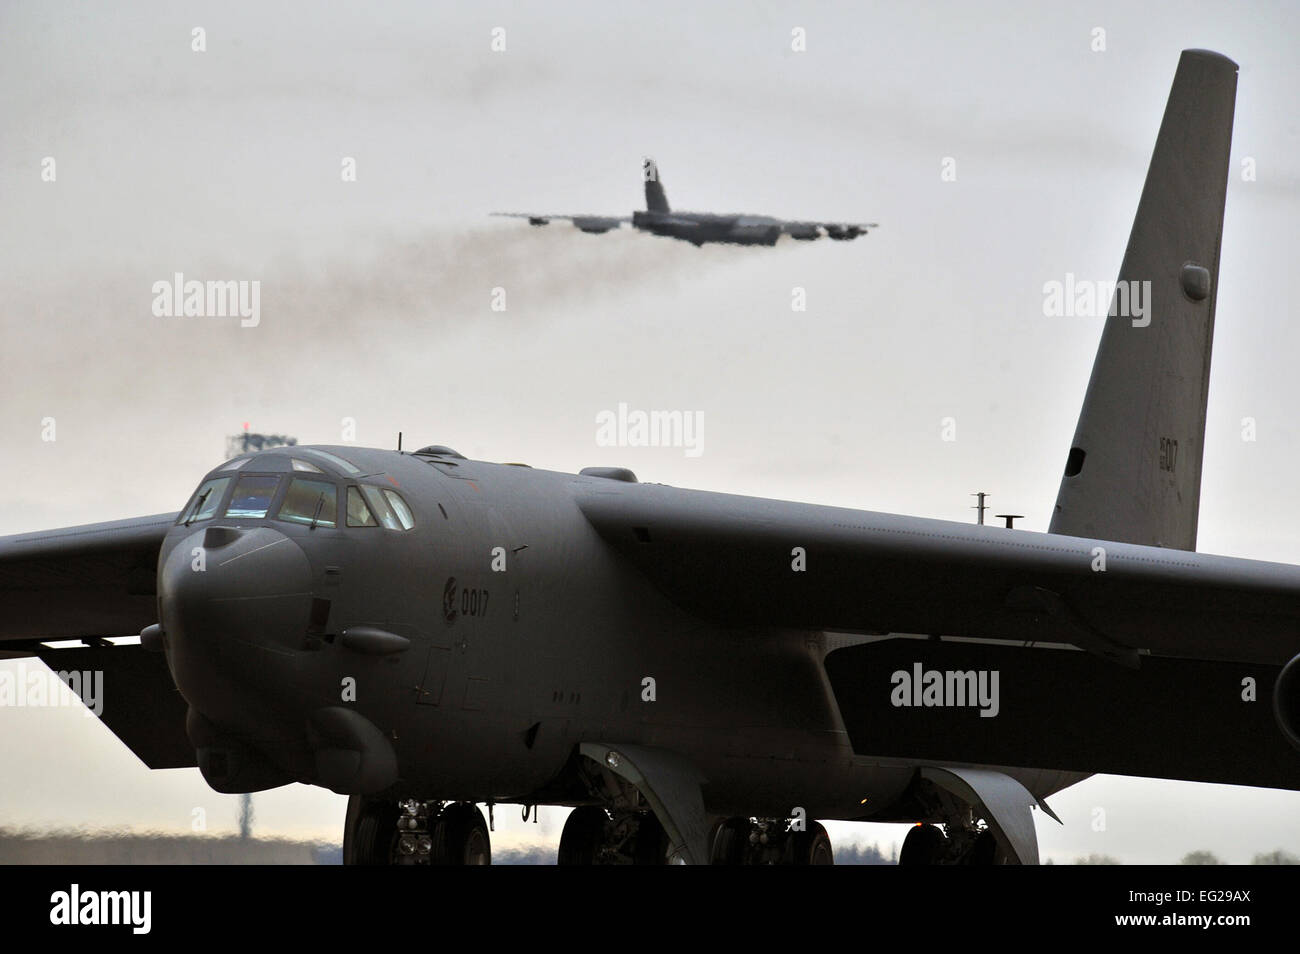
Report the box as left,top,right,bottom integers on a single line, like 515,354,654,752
159,525,314,726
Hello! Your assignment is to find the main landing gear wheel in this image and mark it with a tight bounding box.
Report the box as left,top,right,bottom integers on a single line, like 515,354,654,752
899,823,947,866
434,803,492,865
790,821,834,865
711,818,751,865
557,806,608,865
343,796,399,865
557,807,668,864
633,811,669,865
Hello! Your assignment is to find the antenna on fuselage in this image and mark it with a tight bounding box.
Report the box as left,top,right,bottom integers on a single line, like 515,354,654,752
398,432,403,452
971,491,989,526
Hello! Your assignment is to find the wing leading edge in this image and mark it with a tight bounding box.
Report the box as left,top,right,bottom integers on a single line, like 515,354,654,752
0,512,175,647
574,481,1300,667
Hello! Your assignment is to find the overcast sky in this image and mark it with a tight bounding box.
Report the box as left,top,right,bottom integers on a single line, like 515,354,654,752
2,0,1299,863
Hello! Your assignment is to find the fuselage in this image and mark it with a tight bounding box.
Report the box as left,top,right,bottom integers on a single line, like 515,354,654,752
157,444,1081,821
631,210,783,246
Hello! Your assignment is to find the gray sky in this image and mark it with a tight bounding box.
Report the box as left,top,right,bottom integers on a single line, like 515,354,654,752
2,0,1299,863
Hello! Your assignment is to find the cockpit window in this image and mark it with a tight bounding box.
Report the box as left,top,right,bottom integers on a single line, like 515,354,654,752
223,475,281,519
291,458,324,473
277,478,337,528
345,485,415,530
383,490,415,530
298,449,362,475
346,486,378,527
360,486,401,530
220,457,252,471
179,477,230,525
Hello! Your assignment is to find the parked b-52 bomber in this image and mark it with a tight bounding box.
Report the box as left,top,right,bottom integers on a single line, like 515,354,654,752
5,50,1296,865
492,158,877,246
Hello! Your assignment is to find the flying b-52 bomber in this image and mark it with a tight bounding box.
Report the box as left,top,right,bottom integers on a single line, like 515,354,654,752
5,50,1298,865
492,158,877,246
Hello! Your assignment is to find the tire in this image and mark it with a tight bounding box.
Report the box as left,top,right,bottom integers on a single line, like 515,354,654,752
899,823,947,866
790,821,834,865
344,796,399,866
433,803,491,865
557,806,608,865
967,829,999,865
710,818,750,865
633,811,669,865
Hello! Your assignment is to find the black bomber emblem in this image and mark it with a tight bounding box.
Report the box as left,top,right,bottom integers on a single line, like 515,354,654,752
443,576,458,623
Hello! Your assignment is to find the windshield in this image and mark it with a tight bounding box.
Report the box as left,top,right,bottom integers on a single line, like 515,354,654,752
223,475,282,519
179,477,230,525
277,478,338,528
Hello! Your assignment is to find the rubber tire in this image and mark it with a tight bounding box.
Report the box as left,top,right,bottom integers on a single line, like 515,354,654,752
899,823,947,866
967,829,999,865
633,811,669,865
344,796,399,866
557,806,608,865
790,821,834,865
710,818,751,865
433,803,491,865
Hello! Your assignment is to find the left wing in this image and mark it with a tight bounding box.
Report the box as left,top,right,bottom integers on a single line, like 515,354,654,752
0,513,193,769
491,212,629,234
0,513,176,645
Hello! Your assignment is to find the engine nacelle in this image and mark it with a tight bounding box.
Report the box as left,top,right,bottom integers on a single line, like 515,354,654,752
825,225,864,241
1274,653,1300,751
187,707,295,794
786,225,820,240
573,216,620,234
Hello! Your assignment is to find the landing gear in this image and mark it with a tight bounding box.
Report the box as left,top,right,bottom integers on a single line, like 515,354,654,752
344,796,399,865
710,817,750,865
709,817,835,865
342,796,491,865
434,803,491,865
557,806,607,865
968,828,999,865
894,768,1039,864
394,798,435,863
556,807,669,865
898,822,1006,865
633,810,669,864
790,822,834,865
899,823,947,865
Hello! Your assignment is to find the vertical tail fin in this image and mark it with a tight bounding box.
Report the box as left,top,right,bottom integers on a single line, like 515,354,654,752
643,158,670,212
1048,50,1238,550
